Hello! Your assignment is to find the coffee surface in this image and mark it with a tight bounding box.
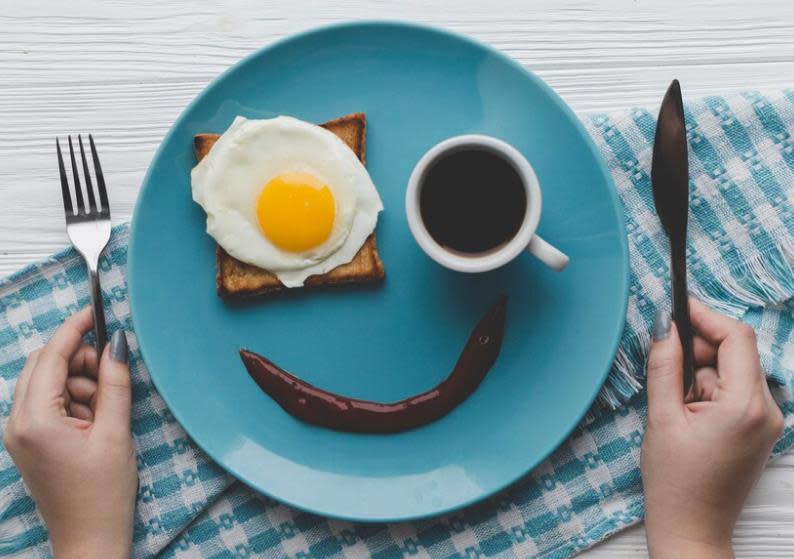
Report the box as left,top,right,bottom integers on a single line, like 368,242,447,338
419,149,527,254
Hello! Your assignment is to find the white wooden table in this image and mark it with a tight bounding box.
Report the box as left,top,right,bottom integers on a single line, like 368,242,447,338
3,1,794,556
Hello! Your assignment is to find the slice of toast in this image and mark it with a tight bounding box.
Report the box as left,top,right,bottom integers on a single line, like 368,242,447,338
193,113,385,299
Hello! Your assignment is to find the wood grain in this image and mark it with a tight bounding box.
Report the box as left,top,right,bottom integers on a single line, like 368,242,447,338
2,1,793,556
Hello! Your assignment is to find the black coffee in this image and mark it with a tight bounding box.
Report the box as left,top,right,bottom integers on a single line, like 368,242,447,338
419,148,527,254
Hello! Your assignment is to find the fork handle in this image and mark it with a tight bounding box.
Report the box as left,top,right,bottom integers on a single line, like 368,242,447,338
87,261,107,354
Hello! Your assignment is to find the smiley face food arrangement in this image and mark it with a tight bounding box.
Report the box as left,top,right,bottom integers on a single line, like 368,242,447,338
191,113,508,433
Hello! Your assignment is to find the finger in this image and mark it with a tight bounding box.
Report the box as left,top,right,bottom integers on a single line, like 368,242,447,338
646,312,685,422
93,331,131,437
61,385,71,411
66,376,98,407
63,416,92,430
759,369,779,410
28,308,94,404
692,367,720,401
11,349,41,413
68,345,99,379
68,401,94,422
40,307,94,363
693,336,717,367
689,298,742,345
715,323,763,392
686,400,712,414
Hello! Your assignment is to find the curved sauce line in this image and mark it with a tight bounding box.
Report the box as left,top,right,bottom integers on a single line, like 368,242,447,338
239,295,508,433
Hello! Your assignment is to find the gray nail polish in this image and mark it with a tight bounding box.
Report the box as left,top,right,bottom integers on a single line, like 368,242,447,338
652,310,671,341
109,330,128,363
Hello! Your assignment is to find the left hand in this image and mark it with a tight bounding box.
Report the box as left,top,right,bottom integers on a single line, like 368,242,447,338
3,308,138,559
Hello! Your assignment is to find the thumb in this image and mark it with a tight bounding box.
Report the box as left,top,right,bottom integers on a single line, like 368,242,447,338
646,310,684,422
94,330,132,435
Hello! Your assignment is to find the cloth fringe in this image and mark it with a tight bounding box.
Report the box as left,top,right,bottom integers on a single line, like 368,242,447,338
593,233,794,419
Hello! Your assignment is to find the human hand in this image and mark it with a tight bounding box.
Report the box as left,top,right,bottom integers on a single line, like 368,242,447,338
3,308,137,559
641,298,784,558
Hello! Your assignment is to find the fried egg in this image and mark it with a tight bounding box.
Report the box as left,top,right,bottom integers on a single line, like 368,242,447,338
190,116,383,287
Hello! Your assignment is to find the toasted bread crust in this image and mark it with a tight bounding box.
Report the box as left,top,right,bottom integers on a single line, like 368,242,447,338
193,113,384,299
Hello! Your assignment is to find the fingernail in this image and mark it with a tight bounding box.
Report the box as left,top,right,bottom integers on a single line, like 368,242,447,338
109,330,128,363
652,310,671,341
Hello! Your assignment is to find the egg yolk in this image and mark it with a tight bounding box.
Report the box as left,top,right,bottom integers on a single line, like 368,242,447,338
256,172,336,252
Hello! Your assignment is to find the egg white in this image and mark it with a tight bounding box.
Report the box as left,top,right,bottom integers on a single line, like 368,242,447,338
191,116,383,287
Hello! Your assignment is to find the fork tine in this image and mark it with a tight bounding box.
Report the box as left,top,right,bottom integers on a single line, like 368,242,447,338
78,135,97,212
56,138,74,215
88,135,109,212
67,136,85,212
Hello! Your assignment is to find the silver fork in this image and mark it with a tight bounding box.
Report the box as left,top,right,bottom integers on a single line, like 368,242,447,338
56,135,111,353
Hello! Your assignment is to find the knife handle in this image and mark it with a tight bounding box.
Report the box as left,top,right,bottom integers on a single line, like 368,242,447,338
671,252,695,395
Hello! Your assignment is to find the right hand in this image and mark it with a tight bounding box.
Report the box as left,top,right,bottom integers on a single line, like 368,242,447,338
640,298,784,558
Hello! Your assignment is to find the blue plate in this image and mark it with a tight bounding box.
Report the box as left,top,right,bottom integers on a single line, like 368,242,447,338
129,21,628,522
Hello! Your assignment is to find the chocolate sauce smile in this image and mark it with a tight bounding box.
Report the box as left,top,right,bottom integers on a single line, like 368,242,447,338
239,295,508,433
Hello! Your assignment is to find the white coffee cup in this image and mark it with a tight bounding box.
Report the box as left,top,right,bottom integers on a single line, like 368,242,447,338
405,134,569,273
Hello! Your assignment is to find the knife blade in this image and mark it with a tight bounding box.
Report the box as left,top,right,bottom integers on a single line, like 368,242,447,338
651,79,695,395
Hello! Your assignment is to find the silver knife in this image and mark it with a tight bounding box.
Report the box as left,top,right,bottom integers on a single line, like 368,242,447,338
651,79,695,395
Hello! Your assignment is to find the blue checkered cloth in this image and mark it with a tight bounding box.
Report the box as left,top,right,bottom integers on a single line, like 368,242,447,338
2,90,794,559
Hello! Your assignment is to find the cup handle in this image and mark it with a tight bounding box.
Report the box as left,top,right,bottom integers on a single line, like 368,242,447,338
527,235,569,271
